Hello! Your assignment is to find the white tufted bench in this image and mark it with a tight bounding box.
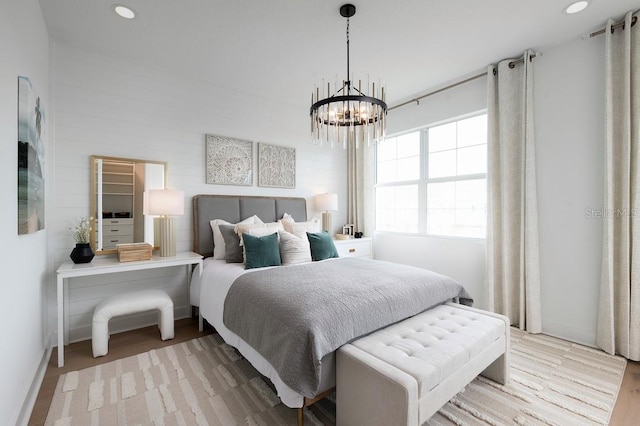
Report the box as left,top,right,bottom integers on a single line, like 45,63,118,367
337,302,509,426
92,289,175,357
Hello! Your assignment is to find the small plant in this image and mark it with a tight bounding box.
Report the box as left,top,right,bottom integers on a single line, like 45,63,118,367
71,217,92,244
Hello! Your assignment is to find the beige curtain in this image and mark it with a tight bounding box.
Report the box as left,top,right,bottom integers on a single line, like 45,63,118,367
347,143,365,232
486,50,542,333
597,11,640,361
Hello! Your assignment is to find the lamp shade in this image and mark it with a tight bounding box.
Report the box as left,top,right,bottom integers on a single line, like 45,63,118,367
315,193,338,212
144,189,184,216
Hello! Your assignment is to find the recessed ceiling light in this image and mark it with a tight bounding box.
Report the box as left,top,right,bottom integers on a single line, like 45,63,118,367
564,1,589,14
113,4,136,20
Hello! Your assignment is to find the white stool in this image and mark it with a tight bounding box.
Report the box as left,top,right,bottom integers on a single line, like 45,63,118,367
92,289,174,357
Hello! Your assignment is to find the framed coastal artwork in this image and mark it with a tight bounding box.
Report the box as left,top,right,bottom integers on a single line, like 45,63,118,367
258,142,296,188
205,134,253,186
18,76,45,235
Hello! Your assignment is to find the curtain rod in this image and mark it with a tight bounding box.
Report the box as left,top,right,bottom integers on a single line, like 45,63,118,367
389,72,485,111
589,15,637,38
389,54,536,112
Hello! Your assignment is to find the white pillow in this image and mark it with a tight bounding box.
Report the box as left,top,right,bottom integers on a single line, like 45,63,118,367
281,212,295,222
281,219,321,234
210,215,263,259
278,230,312,265
235,222,284,245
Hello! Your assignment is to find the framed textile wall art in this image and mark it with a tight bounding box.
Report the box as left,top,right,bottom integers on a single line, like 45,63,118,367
258,143,296,188
18,76,45,235
206,134,253,186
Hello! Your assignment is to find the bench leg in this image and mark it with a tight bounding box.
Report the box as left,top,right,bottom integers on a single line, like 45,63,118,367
481,327,510,385
481,352,509,385
338,345,419,426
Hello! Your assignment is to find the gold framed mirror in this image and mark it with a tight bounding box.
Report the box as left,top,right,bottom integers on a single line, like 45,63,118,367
90,155,167,255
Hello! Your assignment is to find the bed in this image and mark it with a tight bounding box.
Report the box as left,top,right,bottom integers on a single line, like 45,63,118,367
191,194,472,418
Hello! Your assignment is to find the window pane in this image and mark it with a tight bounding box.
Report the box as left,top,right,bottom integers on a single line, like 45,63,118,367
426,208,456,236
428,150,456,178
376,185,419,233
457,115,487,148
396,157,420,181
377,160,397,184
429,114,487,179
455,179,486,210
375,186,395,231
377,132,420,184
455,179,486,238
396,185,419,209
426,182,455,236
429,122,456,152
396,209,419,232
454,209,486,238
396,132,420,158
377,137,397,162
426,181,455,208
457,145,487,175
426,179,486,238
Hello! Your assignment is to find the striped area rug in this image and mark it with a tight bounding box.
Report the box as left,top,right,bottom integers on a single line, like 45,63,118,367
45,329,625,425
428,328,626,426
44,333,335,426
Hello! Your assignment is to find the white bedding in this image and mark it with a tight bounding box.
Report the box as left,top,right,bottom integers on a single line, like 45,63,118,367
193,258,313,407
192,256,467,408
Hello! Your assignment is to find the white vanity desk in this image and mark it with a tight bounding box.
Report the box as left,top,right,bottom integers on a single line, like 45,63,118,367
55,251,203,367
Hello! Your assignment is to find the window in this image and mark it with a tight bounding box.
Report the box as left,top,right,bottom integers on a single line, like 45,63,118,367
375,113,487,238
375,132,420,233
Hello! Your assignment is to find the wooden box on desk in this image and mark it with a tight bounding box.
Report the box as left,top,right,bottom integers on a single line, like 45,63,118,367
117,243,153,262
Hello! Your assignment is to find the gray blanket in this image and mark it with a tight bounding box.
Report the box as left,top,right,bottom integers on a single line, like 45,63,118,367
223,257,472,397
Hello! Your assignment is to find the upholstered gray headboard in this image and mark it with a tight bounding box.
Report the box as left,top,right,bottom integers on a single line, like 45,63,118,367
192,194,308,257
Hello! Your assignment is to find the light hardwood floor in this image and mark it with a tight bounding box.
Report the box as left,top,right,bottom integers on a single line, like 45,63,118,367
29,319,640,425
610,359,640,425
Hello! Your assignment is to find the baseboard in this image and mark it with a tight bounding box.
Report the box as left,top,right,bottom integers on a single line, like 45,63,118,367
14,343,52,426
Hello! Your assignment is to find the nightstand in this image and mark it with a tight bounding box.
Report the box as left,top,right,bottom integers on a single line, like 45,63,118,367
333,237,372,259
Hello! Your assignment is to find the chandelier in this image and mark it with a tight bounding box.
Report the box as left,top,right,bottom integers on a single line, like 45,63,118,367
310,4,387,148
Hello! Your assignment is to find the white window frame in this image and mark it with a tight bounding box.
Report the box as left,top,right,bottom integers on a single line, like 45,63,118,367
375,110,487,240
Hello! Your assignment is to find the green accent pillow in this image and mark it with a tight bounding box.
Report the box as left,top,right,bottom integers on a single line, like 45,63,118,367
306,231,339,261
243,232,282,269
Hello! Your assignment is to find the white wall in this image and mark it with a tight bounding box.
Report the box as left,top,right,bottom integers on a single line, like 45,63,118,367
378,37,608,347
0,1,50,424
535,37,605,346
50,43,348,342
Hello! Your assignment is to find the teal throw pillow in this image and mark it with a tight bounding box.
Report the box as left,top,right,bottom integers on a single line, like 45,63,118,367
243,232,281,269
306,231,339,261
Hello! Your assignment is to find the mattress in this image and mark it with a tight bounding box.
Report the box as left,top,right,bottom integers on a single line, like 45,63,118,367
194,258,335,407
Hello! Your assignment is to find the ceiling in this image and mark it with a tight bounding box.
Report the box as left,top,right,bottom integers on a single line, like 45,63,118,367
39,0,639,109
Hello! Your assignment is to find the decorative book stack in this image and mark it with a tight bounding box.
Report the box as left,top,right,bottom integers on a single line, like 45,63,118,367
117,242,153,262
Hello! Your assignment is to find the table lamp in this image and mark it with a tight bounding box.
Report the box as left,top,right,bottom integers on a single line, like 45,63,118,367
144,189,184,257
315,193,338,234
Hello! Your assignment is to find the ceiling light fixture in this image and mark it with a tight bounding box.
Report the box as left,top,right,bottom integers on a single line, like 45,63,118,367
113,4,136,20
563,1,589,14
310,4,387,149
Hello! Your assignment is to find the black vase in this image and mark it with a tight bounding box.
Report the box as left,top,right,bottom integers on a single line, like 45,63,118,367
70,243,94,264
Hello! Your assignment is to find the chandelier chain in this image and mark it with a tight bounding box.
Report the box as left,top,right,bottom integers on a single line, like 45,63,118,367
346,17,350,90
